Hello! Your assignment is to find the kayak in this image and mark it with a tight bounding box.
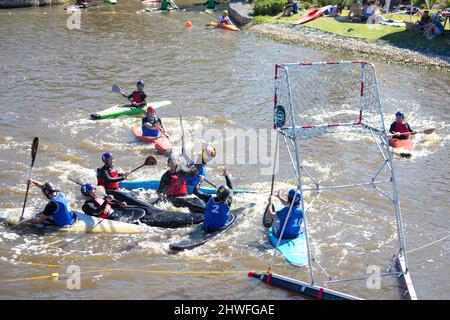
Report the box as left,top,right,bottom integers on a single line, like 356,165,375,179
169,204,254,251
268,226,308,266
132,125,173,155
90,100,171,120
389,137,414,157
118,179,256,195
106,190,205,228
210,22,240,31
297,5,332,24
0,208,147,234
105,0,117,4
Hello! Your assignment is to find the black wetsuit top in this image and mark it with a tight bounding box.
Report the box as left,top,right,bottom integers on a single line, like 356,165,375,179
157,170,188,195
193,175,233,206
127,90,147,108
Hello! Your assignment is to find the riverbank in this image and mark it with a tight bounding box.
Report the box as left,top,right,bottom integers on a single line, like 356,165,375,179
247,22,450,71
0,0,68,8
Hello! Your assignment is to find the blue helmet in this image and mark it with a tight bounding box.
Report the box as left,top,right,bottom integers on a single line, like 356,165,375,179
102,152,113,162
80,183,94,196
137,80,144,87
395,111,404,117
288,188,302,206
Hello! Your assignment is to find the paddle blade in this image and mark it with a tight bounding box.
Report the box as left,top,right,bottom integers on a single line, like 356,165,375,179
262,203,275,228
112,84,122,94
30,137,39,167
144,156,157,166
422,128,435,134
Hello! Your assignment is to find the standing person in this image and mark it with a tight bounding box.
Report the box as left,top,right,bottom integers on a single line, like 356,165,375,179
122,80,147,109
157,156,206,213
80,184,145,223
218,10,233,26
389,112,413,140
193,167,233,232
142,106,169,138
266,188,303,239
182,145,216,192
26,179,76,227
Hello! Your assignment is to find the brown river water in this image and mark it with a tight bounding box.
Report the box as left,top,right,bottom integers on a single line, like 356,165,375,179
0,1,449,300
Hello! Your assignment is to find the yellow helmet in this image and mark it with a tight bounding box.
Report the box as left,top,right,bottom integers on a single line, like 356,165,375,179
223,10,228,15
201,145,216,163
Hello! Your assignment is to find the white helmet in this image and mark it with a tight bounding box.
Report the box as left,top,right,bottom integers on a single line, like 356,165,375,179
201,145,216,163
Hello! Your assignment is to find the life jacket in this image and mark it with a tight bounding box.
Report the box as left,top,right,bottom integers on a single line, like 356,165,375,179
203,197,230,231
394,122,410,139
93,197,112,219
142,116,161,137
165,173,187,196
276,206,303,239
131,91,144,103
50,192,75,227
97,167,119,190
184,164,206,187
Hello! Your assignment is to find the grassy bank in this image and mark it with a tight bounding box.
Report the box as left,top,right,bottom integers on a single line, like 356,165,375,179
253,9,450,50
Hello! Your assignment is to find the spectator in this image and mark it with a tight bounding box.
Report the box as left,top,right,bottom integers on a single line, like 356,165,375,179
365,0,380,24
276,0,299,19
415,11,431,31
424,14,445,39
348,0,364,22
325,4,342,17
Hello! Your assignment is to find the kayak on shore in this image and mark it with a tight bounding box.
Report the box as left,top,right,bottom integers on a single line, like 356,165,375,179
90,100,171,120
0,207,147,234
297,5,332,24
118,179,256,195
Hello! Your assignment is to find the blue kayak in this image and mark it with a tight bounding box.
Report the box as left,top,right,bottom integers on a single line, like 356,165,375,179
118,179,256,195
268,226,308,266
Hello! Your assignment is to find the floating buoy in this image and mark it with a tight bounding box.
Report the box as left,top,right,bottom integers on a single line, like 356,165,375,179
185,21,193,28
51,273,59,279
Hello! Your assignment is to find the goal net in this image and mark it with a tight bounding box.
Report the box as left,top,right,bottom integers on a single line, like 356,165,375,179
273,61,387,140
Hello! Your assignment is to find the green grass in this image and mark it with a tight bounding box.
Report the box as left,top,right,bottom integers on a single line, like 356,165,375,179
253,9,450,50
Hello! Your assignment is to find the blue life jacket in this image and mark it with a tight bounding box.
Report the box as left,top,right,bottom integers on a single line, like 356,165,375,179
142,116,161,137
184,164,206,187
276,206,303,239
50,192,75,227
203,197,230,231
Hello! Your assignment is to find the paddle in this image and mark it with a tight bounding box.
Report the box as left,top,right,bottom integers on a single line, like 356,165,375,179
128,155,157,175
387,128,435,136
19,137,39,221
262,133,280,228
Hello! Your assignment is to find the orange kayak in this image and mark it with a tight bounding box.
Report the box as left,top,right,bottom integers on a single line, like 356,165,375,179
132,125,173,154
210,22,240,31
389,137,413,156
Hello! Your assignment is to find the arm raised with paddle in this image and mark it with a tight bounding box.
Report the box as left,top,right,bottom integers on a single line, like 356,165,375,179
113,81,147,109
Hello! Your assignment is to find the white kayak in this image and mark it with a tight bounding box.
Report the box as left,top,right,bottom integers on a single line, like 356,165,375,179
0,207,147,234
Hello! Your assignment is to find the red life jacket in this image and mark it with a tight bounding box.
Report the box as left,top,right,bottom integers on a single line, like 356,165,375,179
165,173,187,196
93,197,112,219
131,91,144,103
97,167,119,190
394,123,410,139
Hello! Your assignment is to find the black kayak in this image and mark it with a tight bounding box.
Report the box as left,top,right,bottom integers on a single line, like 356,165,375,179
163,195,206,214
169,204,254,251
107,190,204,228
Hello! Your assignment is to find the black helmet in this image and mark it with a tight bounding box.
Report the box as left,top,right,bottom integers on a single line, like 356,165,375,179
42,182,58,194
216,185,231,201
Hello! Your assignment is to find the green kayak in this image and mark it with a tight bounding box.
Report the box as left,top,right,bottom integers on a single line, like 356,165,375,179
90,101,171,120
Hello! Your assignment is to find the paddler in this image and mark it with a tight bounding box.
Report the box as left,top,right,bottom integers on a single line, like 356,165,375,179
182,145,216,192
97,152,129,191
142,106,169,138
193,166,233,232
80,184,145,223
26,179,76,227
218,10,233,26
389,111,413,140
122,80,147,109
266,188,303,239
157,155,206,213
74,0,88,8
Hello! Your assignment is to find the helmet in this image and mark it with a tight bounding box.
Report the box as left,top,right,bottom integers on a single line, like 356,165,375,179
42,182,58,194
395,111,404,117
137,80,144,87
147,106,156,113
167,155,179,166
223,10,228,15
217,185,231,201
80,183,94,197
201,145,216,163
102,152,114,162
288,188,302,206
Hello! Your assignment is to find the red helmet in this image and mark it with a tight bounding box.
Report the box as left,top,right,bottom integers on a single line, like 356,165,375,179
147,106,156,113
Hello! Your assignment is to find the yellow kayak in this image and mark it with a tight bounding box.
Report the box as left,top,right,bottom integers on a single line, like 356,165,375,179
210,22,240,31
0,207,147,234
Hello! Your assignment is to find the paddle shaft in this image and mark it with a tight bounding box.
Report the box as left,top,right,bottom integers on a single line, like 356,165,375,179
387,128,435,137
20,137,39,221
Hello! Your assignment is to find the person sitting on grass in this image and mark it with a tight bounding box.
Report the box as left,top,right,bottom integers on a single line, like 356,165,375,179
276,0,299,19
324,4,342,17
365,0,380,24
415,10,431,31
423,14,445,39
348,0,364,22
